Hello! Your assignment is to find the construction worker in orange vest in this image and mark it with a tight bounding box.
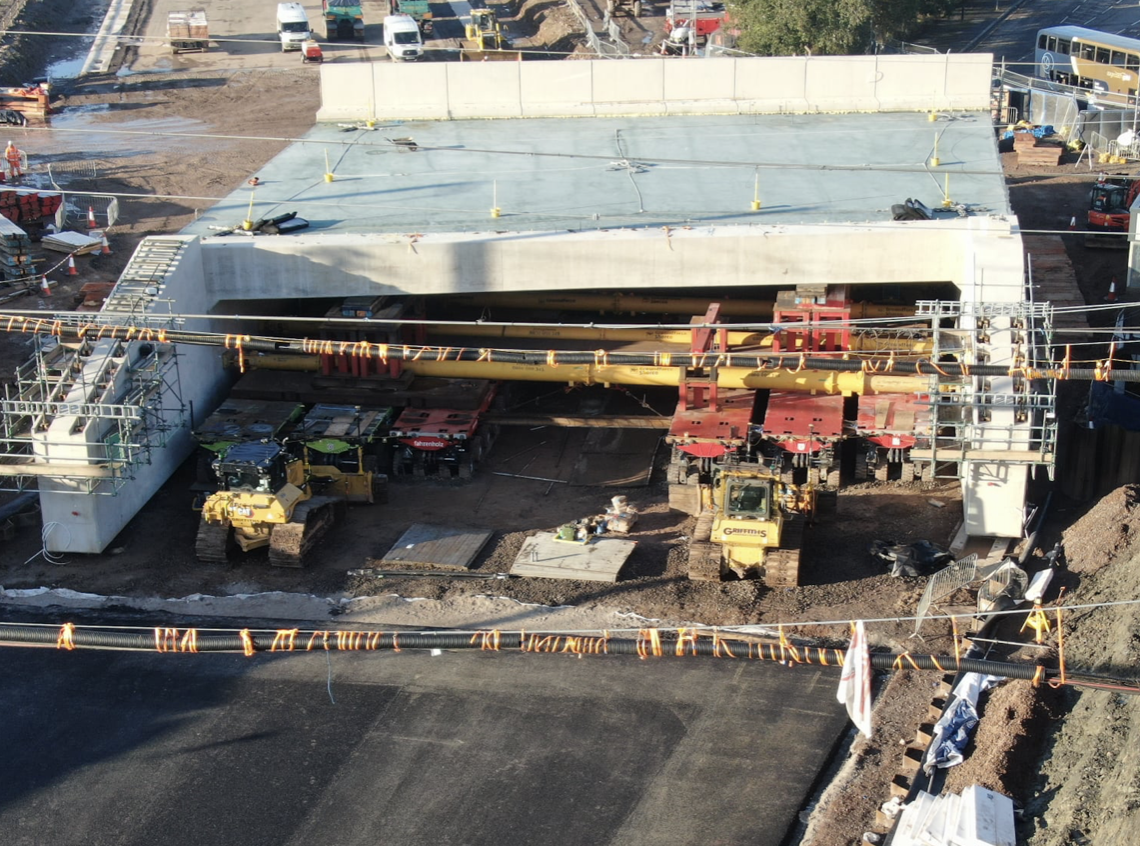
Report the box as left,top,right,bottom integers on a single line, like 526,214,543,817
4,141,22,180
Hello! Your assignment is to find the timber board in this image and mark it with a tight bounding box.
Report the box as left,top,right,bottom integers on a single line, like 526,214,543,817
378,523,494,570
511,532,637,582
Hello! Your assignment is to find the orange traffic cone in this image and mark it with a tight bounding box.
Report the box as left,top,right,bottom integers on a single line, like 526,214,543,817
39,275,51,297
66,255,77,276
1069,216,1077,230
100,234,111,255
87,206,96,229
1105,277,1119,302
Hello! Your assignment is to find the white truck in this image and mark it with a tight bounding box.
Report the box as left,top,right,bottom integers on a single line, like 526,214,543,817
383,14,423,61
277,3,313,51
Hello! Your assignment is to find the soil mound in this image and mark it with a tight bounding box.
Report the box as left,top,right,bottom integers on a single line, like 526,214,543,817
1061,484,1140,574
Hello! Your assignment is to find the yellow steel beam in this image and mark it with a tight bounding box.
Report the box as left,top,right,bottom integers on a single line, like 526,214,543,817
427,323,933,353
398,359,927,396
444,293,918,320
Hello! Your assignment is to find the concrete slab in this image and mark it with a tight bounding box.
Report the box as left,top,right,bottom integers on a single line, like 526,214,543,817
181,109,1010,238
512,531,636,581
378,522,493,569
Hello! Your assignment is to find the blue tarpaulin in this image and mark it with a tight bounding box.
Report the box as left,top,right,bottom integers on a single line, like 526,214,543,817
1002,125,1055,140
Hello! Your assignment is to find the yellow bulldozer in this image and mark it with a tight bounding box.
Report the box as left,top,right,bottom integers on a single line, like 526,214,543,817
461,7,522,60
195,441,346,568
686,462,817,585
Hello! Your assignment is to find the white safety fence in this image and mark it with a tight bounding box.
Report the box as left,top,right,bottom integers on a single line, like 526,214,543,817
913,554,978,636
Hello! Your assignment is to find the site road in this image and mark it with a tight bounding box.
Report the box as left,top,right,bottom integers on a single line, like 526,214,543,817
0,611,849,846
128,0,390,72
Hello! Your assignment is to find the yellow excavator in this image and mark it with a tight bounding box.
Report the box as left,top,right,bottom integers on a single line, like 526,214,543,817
687,462,817,585
195,441,346,568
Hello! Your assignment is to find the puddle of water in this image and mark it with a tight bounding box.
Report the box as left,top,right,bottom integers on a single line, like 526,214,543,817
39,113,225,156
46,51,92,82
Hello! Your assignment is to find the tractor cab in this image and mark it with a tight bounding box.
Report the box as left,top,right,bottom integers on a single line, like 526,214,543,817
211,441,303,494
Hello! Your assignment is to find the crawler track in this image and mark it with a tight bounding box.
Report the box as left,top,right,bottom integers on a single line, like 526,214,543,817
764,515,803,587
195,517,232,565
268,497,344,568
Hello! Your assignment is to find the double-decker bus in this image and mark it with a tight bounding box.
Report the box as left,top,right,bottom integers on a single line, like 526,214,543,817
1035,26,1140,99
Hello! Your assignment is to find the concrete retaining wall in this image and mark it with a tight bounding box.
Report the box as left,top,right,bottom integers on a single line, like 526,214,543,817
39,237,230,554
316,54,994,122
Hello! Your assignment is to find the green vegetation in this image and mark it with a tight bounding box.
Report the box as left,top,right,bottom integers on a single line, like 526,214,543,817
728,0,961,56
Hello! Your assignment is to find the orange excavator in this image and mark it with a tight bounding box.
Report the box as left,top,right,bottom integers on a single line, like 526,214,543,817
1087,174,1140,248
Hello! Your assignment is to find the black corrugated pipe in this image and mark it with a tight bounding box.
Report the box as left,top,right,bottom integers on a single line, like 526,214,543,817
0,624,1066,681
8,623,1137,690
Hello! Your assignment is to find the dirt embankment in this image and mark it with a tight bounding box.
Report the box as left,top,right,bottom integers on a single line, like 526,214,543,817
1019,486,1140,845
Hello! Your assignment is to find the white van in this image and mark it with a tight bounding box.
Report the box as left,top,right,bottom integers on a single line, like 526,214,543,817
383,14,423,61
276,2,312,51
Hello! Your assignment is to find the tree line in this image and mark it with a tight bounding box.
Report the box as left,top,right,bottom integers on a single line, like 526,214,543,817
727,0,963,56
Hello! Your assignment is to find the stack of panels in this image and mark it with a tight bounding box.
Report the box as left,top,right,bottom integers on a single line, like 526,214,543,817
42,231,102,255
0,215,35,282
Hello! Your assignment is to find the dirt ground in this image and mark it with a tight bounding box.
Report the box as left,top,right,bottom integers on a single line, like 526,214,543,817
0,1,1137,845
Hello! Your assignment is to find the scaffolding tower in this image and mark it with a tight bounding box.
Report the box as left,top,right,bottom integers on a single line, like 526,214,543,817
912,299,1058,480
0,240,188,494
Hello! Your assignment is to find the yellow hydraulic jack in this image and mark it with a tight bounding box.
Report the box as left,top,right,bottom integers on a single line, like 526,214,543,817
1021,599,1052,644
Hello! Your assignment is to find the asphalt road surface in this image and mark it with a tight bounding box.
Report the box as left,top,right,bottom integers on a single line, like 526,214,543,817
0,619,848,846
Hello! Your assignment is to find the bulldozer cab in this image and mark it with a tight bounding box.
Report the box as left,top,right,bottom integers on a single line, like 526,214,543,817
212,441,302,494
470,8,496,31
725,477,771,520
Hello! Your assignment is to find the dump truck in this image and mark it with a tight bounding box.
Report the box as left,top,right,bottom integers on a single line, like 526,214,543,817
167,10,209,53
323,0,365,41
195,441,346,567
392,0,433,35
687,462,815,585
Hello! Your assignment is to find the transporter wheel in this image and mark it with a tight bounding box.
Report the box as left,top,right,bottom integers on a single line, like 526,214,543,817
900,461,916,483
853,451,868,482
874,462,890,482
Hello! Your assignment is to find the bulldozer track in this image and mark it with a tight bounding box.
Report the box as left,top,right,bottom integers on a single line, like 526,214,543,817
765,515,803,587
195,517,232,565
687,511,721,580
268,497,344,568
